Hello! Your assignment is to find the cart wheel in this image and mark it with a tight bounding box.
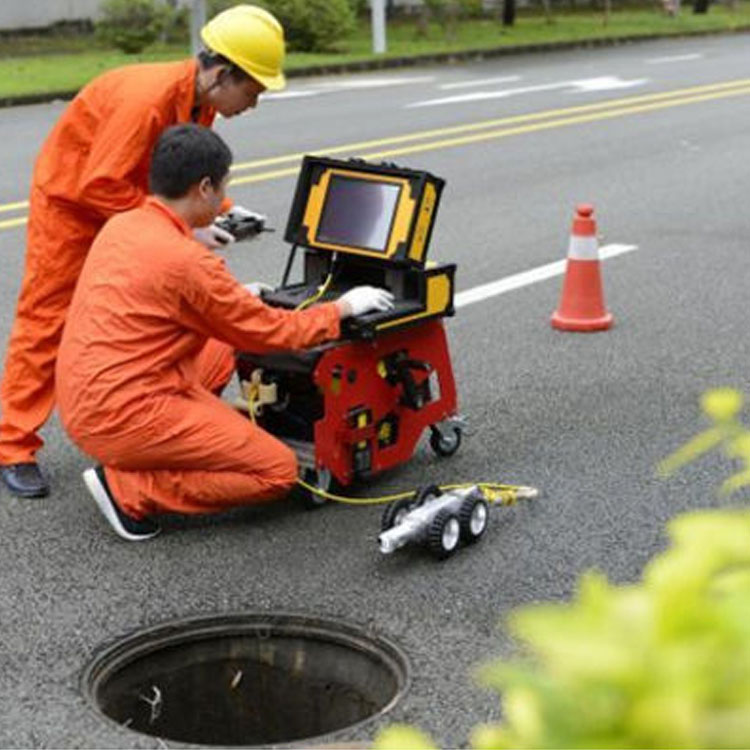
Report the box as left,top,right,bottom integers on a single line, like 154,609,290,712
298,467,337,510
458,495,489,543
429,425,462,458
381,498,416,531
427,510,461,559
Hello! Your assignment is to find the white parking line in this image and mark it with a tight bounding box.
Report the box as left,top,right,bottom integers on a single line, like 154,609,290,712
646,53,703,64
454,243,638,309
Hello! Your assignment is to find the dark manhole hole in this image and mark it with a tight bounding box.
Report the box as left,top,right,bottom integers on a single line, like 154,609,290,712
83,613,410,747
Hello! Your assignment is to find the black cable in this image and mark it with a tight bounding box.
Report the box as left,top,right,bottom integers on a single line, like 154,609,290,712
281,244,298,287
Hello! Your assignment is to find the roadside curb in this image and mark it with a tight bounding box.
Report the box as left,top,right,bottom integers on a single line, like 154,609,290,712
2,25,749,110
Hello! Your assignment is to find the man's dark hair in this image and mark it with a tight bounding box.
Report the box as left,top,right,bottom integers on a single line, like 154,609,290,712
149,124,233,199
198,49,251,84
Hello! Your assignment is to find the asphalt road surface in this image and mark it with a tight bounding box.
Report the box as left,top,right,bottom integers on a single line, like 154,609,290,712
1,33,750,748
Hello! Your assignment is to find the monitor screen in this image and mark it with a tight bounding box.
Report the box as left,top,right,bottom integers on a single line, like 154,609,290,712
316,175,401,253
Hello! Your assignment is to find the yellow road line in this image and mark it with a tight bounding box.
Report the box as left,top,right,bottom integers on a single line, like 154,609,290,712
353,85,750,161
228,77,750,172
2,78,750,227
230,84,750,186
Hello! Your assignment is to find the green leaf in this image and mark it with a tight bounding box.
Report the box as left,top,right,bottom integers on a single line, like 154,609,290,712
657,426,726,477
701,388,743,422
372,725,438,750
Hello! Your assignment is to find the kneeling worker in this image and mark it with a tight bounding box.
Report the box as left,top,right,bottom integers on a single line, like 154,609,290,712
55,124,393,541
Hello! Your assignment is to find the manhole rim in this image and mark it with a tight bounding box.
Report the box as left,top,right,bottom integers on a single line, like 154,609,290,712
81,611,412,748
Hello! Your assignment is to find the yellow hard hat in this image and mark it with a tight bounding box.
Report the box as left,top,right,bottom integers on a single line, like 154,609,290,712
201,4,286,91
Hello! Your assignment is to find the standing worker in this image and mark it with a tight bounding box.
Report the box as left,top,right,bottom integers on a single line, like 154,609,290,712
55,124,393,541
0,5,284,498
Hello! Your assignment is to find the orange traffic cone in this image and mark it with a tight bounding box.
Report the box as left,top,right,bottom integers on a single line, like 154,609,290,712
551,204,613,332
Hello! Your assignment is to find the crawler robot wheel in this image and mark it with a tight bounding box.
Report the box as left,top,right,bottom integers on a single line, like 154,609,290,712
381,498,415,531
414,483,441,506
381,484,440,531
429,425,462,458
459,494,489,543
427,509,461,559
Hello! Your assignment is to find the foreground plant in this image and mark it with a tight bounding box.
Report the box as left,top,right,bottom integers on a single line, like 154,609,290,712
375,388,750,749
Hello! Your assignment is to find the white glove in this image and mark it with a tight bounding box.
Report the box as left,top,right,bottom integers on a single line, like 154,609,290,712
194,223,235,249
243,281,274,296
337,286,395,318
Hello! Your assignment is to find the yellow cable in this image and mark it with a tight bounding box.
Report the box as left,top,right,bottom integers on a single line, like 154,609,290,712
246,382,259,424
297,477,416,505
295,273,334,311
295,478,536,506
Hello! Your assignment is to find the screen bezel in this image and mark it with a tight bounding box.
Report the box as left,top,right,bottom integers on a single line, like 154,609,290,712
301,167,417,261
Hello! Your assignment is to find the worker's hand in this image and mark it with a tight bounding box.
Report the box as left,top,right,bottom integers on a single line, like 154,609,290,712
243,281,274,296
194,223,235,249
336,286,395,318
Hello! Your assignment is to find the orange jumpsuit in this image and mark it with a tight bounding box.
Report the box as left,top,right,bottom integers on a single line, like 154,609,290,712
0,59,217,465
56,197,341,517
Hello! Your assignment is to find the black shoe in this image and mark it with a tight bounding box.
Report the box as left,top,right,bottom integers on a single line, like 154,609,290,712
0,462,50,498
83,466,160,541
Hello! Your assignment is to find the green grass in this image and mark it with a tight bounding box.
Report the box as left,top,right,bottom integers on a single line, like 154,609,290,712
1,4,749,99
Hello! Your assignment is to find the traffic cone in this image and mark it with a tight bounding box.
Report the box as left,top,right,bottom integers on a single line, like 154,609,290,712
551,204,613,332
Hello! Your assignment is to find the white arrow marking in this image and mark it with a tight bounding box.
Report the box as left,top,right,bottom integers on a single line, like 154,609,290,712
454,243,638,309
439,75,522,90
408,76,648,108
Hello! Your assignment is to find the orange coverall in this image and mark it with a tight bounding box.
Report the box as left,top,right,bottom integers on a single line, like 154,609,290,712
56,197,341,517
0,59,218,465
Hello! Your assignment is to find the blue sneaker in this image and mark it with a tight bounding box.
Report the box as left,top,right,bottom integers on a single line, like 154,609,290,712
0,462,50,498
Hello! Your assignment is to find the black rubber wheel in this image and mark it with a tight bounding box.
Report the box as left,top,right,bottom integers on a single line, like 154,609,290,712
296,467,337,510
429,425,462,458
427,509,461,560
414,483,441,507
458,495,489,543
381,498,416,531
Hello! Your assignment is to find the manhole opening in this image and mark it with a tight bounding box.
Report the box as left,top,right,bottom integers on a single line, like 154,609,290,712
83,614,410,747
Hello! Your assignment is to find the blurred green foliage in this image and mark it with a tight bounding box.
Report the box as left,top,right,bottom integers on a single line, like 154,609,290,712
372,724,438,750
207,0,356,52
658,387,750,494
473,508,750,748
376,388,750,749
96,0,164,54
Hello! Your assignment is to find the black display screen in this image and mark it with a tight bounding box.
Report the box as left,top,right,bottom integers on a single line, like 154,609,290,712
316,175,401,253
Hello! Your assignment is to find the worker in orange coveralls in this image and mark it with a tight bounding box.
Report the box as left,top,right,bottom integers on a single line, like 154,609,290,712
55,124,394,541
0,5,285,499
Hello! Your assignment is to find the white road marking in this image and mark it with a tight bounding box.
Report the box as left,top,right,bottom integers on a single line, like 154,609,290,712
314,76,435,89
262,90,320,100
439,75,522,90
264,76,435,101
408,76,648,108
454,243,638,309
646,53,703,64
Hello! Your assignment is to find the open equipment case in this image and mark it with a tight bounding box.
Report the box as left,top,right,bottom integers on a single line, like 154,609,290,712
235,156,464,503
